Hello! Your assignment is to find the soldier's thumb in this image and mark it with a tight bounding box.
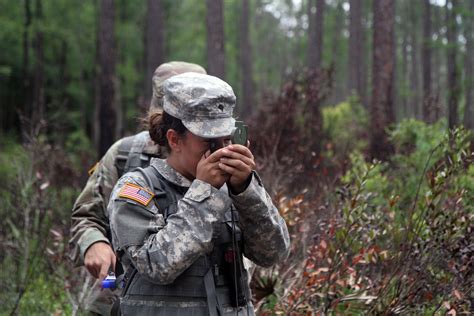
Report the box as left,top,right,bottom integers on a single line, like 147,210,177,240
111,253,117,274
99,262,110,280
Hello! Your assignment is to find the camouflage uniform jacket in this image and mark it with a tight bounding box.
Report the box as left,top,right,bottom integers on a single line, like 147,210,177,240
69,131,163,266
108,158,290,285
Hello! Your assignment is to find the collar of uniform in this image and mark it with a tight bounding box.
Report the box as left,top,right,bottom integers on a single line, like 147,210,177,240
150,158,192,187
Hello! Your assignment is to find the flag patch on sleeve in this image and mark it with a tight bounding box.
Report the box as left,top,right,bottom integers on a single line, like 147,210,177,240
119,183,154,206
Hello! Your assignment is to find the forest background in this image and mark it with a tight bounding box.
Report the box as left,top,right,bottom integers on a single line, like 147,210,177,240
0,0,472,314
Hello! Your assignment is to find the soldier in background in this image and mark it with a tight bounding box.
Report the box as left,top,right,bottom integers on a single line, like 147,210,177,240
68,62,206,315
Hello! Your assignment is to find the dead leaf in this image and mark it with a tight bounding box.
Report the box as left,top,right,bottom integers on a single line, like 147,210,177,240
453,289,462,300
447,308,457,316
320,240,327,251
40,181,50,190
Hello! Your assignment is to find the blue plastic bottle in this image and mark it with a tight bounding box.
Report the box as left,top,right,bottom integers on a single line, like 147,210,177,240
101,273,117,289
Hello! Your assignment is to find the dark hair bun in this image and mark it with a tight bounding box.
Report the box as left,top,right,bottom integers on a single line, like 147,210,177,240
148,111,187,149
148,111,166,146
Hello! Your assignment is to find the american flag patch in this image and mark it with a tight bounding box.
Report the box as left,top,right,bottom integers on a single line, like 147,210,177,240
118,183,154,206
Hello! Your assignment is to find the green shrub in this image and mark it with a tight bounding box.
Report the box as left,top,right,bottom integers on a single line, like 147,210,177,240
322,98,368,160
0,135,78,315
262,122,473,315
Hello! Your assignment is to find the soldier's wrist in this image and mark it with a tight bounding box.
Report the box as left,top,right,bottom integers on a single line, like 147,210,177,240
79,229,110,261
228,173,253,195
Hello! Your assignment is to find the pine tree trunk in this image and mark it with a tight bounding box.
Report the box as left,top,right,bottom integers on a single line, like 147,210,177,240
463,0,473,130
370,0,395,160
22,0,31,110
348,0,366,104
446,0,460,129
97,0,117,157
401,16,409,118
206,0,226,78
145,0,165,105
20,0,32,138
239,0,254,119
331,2,344,65
409,4,420,120
422,0,433,122
432,3,443,121
32,0,44,130
93,0,100,153
307,0,325,69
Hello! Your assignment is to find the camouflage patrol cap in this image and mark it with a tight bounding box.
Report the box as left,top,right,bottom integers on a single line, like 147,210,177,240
163,73,236,138
150,61,207,111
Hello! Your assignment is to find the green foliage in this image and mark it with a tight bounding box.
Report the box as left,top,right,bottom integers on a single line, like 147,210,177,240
166,1,206,68
1,256,72,315
322,98,368,160
64,129,93,156
260,122,473,314
0,135,78,314
389,119,450,219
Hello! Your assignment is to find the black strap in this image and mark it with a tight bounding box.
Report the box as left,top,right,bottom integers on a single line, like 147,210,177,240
110,297,121,316
120,264,138,297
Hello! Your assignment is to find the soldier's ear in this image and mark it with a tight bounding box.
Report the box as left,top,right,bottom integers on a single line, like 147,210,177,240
166,129,183,152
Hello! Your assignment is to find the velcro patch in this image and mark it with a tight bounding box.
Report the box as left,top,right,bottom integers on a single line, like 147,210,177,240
119,183,155,206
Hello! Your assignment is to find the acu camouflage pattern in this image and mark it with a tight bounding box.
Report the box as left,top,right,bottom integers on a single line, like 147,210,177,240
68,131,161,314
108,158,290,315
150,61,207,111
163,73,237,138
69,131,161,265
70,62,207,264
69,62,208,314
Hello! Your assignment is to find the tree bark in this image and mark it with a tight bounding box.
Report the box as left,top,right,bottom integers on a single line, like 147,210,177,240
145,0,165,105
206,0,226,78
21,0,32,136
97,0,117,157
422,0,433,122
432,3,443,121
239,0,254,119
409,3,420,119
23,0,31,101
307,0,325,69
370,0,395,160
463,0,473,130
331,1,344,64
32,0,44,129
446,0,460,129
348,0,367,105
307,0,316,68
401,12,409,118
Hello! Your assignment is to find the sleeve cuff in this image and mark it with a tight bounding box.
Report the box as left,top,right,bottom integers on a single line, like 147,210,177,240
184,179,213,202
229,171,265,208
78,228,110,261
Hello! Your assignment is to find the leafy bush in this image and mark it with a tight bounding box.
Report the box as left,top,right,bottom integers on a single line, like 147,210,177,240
322,97,368,163
0,135,79,314
256,121,473,315
249,68,334,194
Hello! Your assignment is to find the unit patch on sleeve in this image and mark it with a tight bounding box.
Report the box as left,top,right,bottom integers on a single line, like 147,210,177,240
119,183,155,206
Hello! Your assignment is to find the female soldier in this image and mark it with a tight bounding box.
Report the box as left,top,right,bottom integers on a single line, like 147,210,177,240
108,73,290,315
